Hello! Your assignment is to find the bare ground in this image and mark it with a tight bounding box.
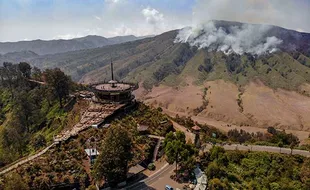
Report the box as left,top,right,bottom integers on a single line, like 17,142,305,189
134,79,310,144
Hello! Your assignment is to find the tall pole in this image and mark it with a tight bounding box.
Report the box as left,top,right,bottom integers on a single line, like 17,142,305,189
111,57,114,81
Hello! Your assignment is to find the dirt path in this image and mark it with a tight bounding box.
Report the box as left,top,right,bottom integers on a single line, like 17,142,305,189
0,143,56,175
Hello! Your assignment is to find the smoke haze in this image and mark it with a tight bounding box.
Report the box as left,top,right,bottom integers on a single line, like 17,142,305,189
174,0,310,55
174,22,283,55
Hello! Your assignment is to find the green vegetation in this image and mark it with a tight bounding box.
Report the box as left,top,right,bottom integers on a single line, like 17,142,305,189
164,131,197,179
200,146,310,189
93,125,132,187
228,127,300,148
2,172,29,190
125,103,173,136
173,115,228,143
0,62,73,167
0,102,172,189
193,86,209,115
173,115,301,148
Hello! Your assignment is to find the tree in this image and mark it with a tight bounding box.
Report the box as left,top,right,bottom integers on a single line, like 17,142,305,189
13,91,34,132
32,176,50,190
32,67,42,81
208,178,227,190
44,68,70,108
210,146,225,161
31,134,46,150
164,131,197,178
206,162,223,179
267,127,277,135
18,62,32,79
4,173,29,190
289,134,300,155
2,116,27,157
278,142,283,153
165,139,183,177
93,125,133,187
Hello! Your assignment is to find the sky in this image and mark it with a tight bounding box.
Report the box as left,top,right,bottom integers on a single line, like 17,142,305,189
0,0,309,42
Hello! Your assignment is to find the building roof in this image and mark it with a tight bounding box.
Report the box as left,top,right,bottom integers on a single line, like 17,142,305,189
93,83,132,91
127,164,145,178
193,166,207,190
85,148,99,157
137,124,149,132
192,125,201,131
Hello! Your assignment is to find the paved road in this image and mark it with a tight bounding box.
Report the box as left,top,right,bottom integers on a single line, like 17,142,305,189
203,144,310,157
170,120,310,157
126,163,174,190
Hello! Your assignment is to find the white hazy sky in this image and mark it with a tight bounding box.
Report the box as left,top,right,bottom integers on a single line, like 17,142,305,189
0,0,309,42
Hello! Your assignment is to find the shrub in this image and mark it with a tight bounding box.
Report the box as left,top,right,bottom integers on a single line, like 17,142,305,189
148,163,156,171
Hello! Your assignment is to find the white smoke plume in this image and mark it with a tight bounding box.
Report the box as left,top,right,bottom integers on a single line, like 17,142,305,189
174,21,283,55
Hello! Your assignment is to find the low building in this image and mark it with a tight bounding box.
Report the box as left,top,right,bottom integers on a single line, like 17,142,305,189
137,124,149,134
193,166,207,190
85,148,100,164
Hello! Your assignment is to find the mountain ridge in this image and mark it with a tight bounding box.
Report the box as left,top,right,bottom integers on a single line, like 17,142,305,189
0,34,150,55
2,20,310,132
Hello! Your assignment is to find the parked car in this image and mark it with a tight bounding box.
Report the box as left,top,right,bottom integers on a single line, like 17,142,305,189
165,185,174,190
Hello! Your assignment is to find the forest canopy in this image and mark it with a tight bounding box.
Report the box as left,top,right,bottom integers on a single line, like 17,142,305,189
0,62,74,167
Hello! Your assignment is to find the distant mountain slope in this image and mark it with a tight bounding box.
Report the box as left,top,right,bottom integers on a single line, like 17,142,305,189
2,20,310,131
0,35,148,55
0,51,39,64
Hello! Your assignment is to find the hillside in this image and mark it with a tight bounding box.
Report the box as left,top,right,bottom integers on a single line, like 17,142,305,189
2,20,310,132
0,35,147,55
0,51,39,64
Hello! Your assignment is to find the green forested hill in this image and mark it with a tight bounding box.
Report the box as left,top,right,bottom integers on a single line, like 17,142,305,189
0,62,75,167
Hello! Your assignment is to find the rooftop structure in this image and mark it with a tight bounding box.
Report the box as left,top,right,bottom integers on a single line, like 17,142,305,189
85,148,99,164
137,124,149,132
85,148,100,157
192,125,201,131
91,61,137,104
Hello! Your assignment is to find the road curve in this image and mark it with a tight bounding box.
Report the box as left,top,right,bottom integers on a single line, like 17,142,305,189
126,163,174,190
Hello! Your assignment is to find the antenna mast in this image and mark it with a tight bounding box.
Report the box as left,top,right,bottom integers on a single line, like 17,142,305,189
111,56,114,81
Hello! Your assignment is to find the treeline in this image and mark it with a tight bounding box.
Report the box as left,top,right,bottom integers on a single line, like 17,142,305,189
228,127,300,147
0,62,74,167
174,115,228,142
173,115,300,147
200,146,310,189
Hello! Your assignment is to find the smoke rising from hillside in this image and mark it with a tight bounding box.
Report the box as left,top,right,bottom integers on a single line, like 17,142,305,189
173,0,310,55
174,22,283,55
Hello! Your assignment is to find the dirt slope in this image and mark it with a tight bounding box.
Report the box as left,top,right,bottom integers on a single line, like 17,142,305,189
134,79,310,142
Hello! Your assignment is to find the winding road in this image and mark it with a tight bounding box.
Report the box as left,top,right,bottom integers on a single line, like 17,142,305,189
125,121,310,189
126,163,175,190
